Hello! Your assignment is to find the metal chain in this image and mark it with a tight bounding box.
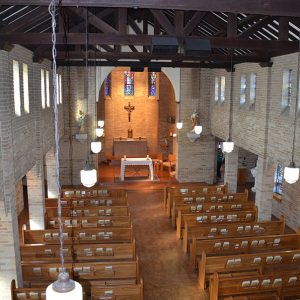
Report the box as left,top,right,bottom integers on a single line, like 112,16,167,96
49,0,65,271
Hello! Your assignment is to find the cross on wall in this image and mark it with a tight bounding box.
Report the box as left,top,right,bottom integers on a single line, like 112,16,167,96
124,102,135,122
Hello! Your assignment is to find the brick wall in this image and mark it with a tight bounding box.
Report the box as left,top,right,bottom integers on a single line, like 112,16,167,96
0,45,64,297
210,53,300,230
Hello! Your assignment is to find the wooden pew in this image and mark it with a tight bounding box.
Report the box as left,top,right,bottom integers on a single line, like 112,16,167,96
166,184,228,217
45,197,127,208
22,260,140,286
198,249,300,289
61,186,127,199
21,241,136,263
209,271,300,300
177,210,257,239
22,227,133,245
182,219,285,254
91,279,144,300
172,200,254,227
46,215,132,229
45,205,129,218
11,280,47,300
170,189,248,218
163,182,209,208
190,234,300,269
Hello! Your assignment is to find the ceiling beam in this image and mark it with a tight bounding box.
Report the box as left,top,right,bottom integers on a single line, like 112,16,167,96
57,59,230,69
38,50,270,63
150,9,175,35
68,7,119,34
183,11,206,36
238,16,274,38
2,1,300,17
279,17,289,41
2,33,298,52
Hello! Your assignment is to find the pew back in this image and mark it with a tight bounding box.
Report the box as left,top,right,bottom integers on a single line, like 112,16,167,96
177,210,257,239
182,219,285,254
61,187,127,199
190,234,300,268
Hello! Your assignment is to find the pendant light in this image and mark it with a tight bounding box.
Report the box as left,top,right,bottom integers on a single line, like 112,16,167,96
91,138,102,153
80,161,97,187
194,125,202,135
90,41,102,154
222,50,235,153
47,2,82,299
98,120,105,127
96,127,104,137
176,101,183,129
80,6,97,187
284,33,300,184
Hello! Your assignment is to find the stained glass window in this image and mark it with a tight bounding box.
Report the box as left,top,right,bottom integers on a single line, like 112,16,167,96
220,76,225,103
105,73,111,97
214,77,219,102
149,72,156,96
250,73,257,104
124,71,134,96
273,164,283,195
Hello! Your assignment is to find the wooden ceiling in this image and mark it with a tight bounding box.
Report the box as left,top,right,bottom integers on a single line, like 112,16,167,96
1,1,300,68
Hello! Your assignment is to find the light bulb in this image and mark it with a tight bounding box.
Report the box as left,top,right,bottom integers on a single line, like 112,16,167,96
91,140,102,153
98,120,105,127
96,127,104,137
284,163,299,184
222,141,234,153
194,125,202,135
80,162,97,187
176,122,183,129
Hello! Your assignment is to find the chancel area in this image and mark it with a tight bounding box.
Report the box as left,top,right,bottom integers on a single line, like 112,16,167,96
2,1,300,300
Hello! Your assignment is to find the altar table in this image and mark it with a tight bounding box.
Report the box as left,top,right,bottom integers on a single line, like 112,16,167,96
113,138,147,158
120,158,154,181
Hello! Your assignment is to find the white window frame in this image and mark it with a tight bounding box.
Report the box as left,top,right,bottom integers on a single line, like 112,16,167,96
13,60,21,116
23,63,30,113
220,76,225,103
46,70,50,107
214,77,219,102
281,69,292,110
240,74,247,105
249,73,257,105
59,74,62,104
41,69,46,109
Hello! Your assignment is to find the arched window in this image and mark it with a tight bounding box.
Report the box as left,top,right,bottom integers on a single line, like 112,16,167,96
273,164,283,195
124,71,134,96
148,72,156,96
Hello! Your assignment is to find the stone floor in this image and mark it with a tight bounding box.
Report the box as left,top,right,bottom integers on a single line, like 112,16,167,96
127,188,208,300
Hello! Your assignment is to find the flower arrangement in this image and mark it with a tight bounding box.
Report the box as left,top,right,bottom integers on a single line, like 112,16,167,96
191,111,199,127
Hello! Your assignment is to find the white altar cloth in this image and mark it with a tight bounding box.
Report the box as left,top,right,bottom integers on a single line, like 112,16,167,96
120,158,154,181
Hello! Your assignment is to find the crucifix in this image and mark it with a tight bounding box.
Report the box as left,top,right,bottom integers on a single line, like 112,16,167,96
124,102,135,122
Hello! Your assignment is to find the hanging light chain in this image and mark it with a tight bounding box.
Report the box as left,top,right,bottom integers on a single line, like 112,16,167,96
49,0,64,271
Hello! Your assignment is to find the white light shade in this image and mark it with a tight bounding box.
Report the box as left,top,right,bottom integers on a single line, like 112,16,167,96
96,127,104,137
98,120,105,127
284,165,300,184
91,140,102,153
194,125,202,135
46,281,82,300
222,141,234,153
176,122,183,130
80,164,97,188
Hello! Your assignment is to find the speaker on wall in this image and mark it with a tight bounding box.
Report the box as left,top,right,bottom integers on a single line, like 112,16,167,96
184,38,211,57
151,36,179,54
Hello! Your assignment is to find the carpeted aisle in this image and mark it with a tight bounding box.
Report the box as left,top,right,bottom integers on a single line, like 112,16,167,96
127,189,208,300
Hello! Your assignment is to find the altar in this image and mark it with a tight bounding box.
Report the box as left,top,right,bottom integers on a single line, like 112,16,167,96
120,157,154,181
113,138,147,158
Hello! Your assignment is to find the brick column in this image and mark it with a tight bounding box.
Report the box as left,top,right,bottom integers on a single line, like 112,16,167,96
255,156,274,221
27,161,46,229
45,148,59,198
224,146,239,193
0,50,22,297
